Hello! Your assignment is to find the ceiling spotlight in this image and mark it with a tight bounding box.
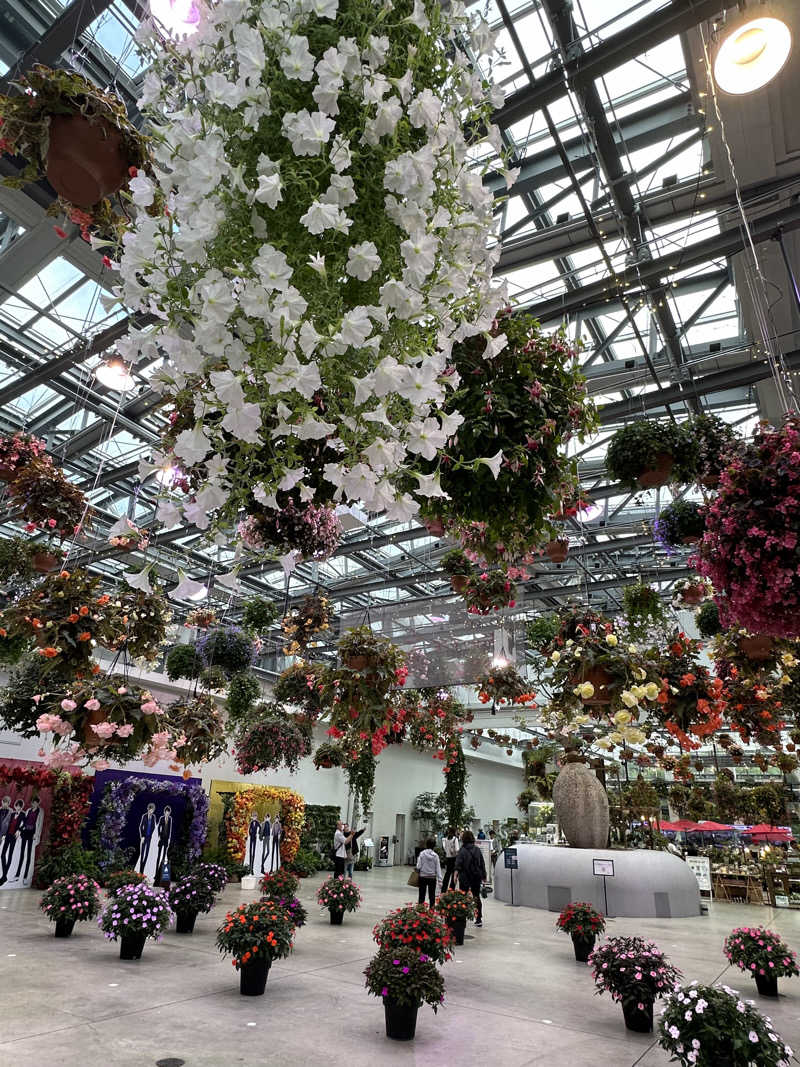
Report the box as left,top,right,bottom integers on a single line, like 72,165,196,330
95,358,134,391
713,8,792,95
155,465,179,486
149,0,200,37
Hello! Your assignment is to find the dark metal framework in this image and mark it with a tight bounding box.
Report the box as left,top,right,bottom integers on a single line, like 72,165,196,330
0,0,793,651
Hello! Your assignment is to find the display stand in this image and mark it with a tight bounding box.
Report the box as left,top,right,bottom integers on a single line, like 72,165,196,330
504,847,519,907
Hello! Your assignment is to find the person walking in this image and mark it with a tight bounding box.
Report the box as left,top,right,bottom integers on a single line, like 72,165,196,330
455,830,487,927
489,829,500,869
415,837,442,907
441,827,459,891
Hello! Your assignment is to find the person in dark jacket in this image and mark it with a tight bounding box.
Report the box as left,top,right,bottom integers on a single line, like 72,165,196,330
455,830,486,926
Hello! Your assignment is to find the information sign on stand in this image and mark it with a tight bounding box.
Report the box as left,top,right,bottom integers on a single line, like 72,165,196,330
592,858,614,916
686,856,712,895
504,848,519,906
377,835,390,867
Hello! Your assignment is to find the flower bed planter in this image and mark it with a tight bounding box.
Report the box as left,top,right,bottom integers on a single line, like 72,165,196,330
384,999,418,1041
571,932,595,962
637,452,673,489
175,910,198,934
755,973,779,997
120,933,146,960
622,999,653,1032
46,114,128,209
54,917,75,938
240,957,270,996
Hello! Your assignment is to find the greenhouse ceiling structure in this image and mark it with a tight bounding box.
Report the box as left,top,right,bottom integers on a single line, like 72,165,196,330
0,0,798,662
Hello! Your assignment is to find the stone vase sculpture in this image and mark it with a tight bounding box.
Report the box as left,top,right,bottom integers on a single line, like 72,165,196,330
552,758,610,849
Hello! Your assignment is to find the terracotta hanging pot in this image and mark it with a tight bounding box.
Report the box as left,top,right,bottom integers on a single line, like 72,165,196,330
572,665,613,705
545,539,569,563
636,452,674,489
344,654,370,671
739,635,774,662
680,585,705,606
423,517,445,537
46,114,128,209
450,575,469,594
32,550,61,574
82,706,107,749
680,534,701,546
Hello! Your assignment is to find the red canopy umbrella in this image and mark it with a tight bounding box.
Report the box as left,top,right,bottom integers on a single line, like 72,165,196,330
741,824,791,836
660,819,702,832
696,821,734,831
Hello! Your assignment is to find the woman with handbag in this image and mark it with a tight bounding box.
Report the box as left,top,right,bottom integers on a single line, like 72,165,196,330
414,837,442,906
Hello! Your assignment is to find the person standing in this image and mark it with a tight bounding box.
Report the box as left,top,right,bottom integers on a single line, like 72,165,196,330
247,810,260,874
415,837,442,907
270,816,282,871
0,798,24,886
260,814,272,874
136,803,157,875
345,825,365,879
441,827,459,891
333,821,355,877
489,829,500,869
154,805,173,882
455,830,486,927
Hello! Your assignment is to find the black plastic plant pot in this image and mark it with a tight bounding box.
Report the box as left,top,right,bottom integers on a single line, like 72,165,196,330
239,957,270,996
384,999,418,1041
119,933,146,960
54,917,76,938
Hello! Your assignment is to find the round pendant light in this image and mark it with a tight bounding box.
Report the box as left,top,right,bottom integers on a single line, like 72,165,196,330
148,0,200,38
713,7,792,95
95,358,134,391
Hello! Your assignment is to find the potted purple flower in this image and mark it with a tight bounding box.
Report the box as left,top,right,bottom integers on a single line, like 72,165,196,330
364,946,445,1041
99,882,173,960
168,871,218,934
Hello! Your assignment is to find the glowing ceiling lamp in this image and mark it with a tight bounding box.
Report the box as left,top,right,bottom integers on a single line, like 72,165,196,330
148,0,200,37
713,7,792,95
95,358,134,391
155,464,180,486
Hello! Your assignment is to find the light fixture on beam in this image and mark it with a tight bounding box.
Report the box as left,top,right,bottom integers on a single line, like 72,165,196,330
713,5,792,95
148,0,200,37
95,358,134,392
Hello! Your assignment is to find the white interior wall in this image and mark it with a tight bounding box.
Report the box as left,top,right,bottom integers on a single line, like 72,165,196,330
0,664,524,863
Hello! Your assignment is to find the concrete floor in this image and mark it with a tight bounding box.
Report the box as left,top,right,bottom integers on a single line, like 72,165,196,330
1,866,800,1067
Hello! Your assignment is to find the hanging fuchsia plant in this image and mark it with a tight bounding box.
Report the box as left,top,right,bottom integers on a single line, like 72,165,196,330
693,417,800,638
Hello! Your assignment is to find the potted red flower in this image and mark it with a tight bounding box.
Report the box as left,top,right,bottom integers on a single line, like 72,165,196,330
216,900,295,996
40,874,101,937
555,901,606,962
316,876,362,925
436,889,477,946
372,904,453,964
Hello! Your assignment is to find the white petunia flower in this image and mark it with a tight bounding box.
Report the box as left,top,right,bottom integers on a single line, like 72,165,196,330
346,241,381,281
280,36,315,81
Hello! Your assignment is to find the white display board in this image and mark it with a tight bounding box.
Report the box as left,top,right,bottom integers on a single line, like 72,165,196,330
686,856,712,894
477,840,493,884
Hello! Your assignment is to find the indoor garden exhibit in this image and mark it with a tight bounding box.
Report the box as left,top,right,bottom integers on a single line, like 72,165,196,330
0,0,799,1063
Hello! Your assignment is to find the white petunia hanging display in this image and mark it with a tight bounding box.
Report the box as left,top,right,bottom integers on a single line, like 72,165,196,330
123,0,507,558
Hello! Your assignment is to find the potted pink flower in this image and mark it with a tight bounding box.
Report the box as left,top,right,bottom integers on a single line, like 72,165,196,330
723,926,799,997
316,876,362,925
